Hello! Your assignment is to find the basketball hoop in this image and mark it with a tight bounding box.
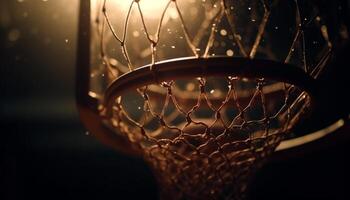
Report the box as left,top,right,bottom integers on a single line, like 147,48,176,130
76,0,349,199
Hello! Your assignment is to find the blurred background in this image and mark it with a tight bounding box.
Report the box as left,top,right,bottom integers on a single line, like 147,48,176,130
1,0,349,200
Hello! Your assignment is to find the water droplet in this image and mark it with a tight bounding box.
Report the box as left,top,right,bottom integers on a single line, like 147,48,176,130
220,29,227,36
226,49,234,56
210,89,215,94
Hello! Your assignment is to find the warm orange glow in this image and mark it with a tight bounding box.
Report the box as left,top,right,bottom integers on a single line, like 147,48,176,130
93,0,170,19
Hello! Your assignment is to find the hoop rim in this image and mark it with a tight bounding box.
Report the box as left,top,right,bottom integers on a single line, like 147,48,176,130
104,56,318,116
101,57,330,153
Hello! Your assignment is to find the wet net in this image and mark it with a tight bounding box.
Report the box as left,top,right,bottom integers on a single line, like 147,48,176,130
88,0,337,199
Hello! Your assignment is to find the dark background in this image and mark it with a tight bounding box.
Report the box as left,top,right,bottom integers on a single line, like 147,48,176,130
1,1,350,200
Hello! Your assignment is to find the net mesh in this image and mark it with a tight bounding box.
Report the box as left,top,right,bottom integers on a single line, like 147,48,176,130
110,77,309,199
89,0,335,199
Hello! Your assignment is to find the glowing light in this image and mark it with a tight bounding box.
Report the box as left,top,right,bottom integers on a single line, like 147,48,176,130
107,0,169,19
